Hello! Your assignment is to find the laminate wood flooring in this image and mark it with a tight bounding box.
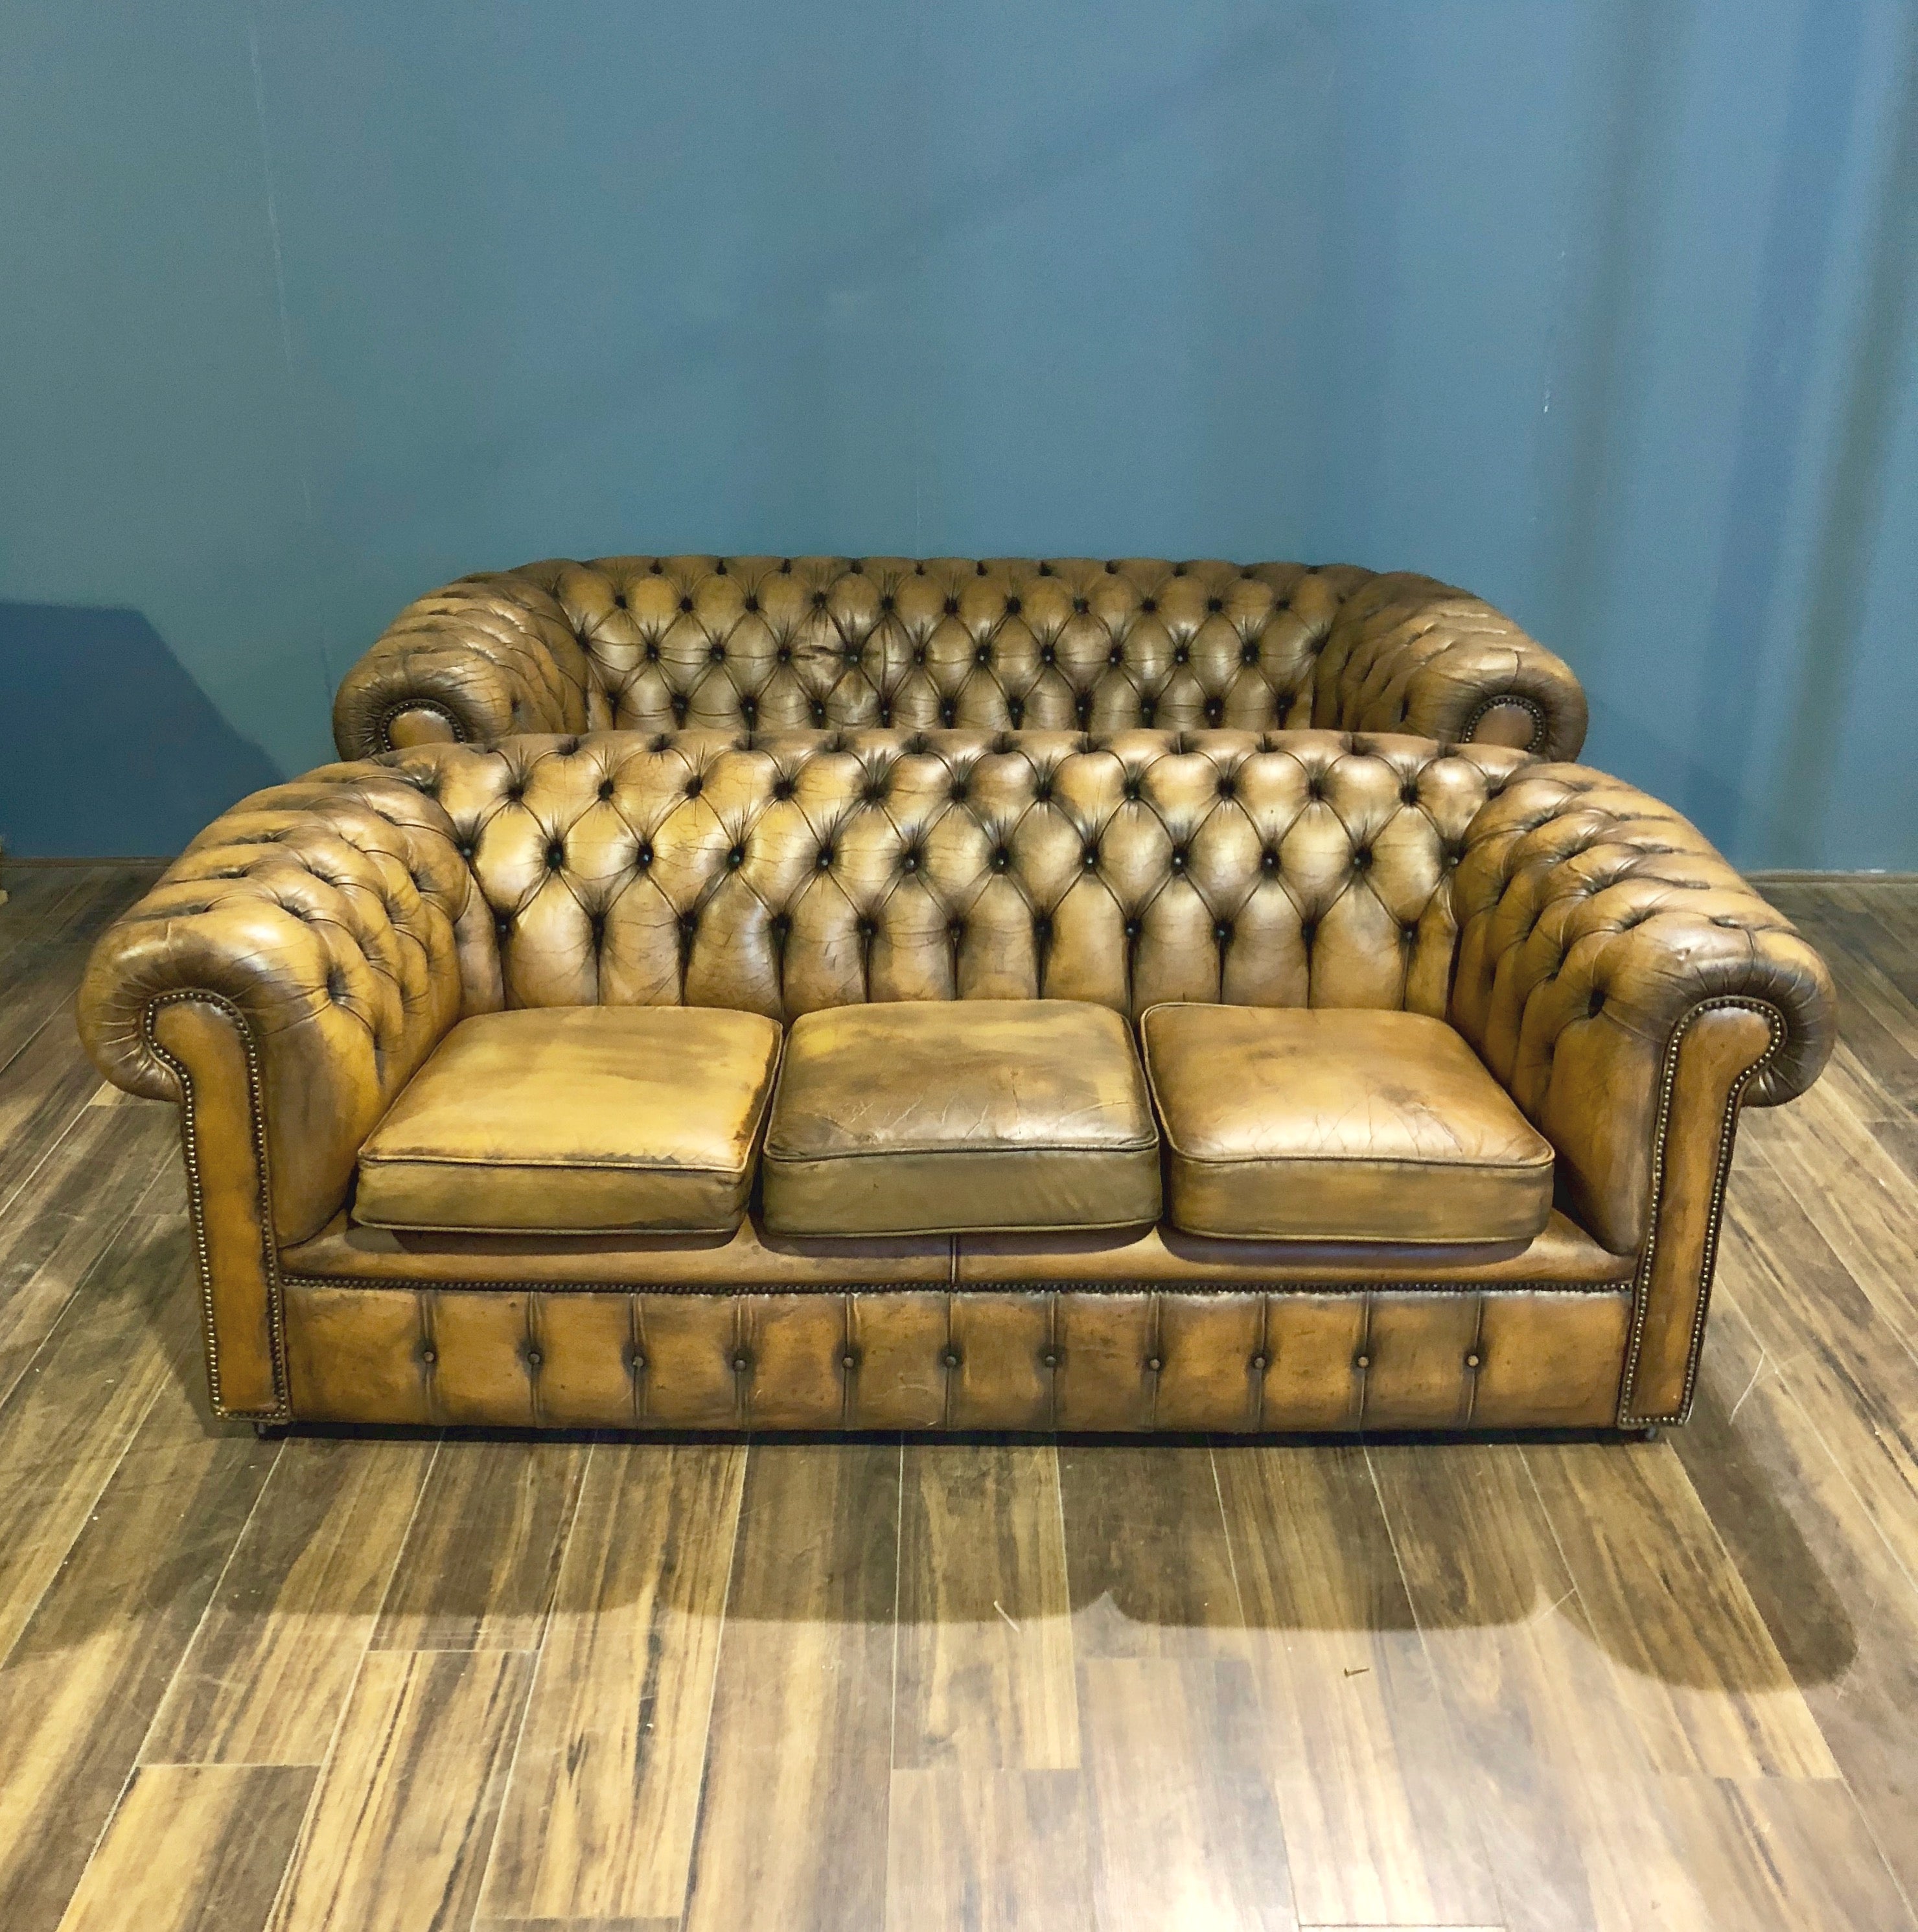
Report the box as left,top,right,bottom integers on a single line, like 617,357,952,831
3,863,1915,1931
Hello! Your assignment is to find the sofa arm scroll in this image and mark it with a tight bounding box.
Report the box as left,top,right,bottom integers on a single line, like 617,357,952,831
1317,573,1588,758
1450,765,1835,1423
332,575,595,758
77,776,474,1413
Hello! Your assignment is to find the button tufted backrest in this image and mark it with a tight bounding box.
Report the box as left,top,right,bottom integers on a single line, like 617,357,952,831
365,728,1534,1023
486,556,1372,736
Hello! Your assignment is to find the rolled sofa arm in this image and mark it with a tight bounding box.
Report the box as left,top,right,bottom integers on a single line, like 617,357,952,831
332,572,595,757
77,769,474,1416
1449,765,1834,1424
1315,571,1588,759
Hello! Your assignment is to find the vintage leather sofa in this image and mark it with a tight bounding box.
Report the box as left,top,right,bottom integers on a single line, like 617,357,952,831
330,555,1589,763
77,726,1832,1437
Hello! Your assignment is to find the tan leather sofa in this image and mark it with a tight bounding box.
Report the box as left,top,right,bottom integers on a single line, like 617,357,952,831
77,727,1831,1437
331,556,1589,763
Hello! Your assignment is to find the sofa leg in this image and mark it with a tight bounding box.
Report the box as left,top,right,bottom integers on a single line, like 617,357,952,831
1639,1423,1661,1441
253,1419,290,1441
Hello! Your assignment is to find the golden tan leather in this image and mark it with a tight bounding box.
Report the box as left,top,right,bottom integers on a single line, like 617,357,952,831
959,1208,1625,1286
150,998,286,1417
77,730,1834,1432
1449,764,1834,1243
763,1001,1160,1235
1140,1005,1553,1242
281,1282,1631,1432
1619,1003,1779,1425
333,557,1588,760
355,1007,781,1234
279,1205,1627,1290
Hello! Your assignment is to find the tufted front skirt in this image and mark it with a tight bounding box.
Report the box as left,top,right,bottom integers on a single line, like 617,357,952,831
279,1282,1633,1434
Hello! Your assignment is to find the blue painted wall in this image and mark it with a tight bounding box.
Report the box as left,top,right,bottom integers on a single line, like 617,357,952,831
1,0,1913,863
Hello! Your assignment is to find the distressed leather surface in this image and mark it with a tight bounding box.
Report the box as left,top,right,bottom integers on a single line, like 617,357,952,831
1140,1005,1554,1242
280,1204,1628,1288
76,727,1832,1430
763,999,1161,1235
332,555,1589,762
281,1283,1633,1432
356,1006,781,1234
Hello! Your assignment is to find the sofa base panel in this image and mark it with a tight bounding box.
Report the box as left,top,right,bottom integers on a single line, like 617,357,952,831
280,1282,1630,1433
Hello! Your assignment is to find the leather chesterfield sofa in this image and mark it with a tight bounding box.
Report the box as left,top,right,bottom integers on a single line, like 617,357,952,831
330,555,1590,763
78,726,1831,1437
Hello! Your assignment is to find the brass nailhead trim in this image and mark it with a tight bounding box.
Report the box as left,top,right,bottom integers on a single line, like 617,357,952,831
143,990,292,1421
1617,995,1786,1428
1461,690,1549,754
373,697,468,754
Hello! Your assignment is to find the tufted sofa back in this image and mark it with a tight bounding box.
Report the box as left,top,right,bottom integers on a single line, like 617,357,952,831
373,727,1532,1023
446,555,1534,740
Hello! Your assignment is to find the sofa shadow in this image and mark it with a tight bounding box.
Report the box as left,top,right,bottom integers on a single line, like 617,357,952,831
237,1414,1854,1692
0,603,279,857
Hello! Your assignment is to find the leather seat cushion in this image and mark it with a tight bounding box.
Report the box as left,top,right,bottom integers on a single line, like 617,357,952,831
354,1006,783,1235
1140,1005,1554,1243
762,1000,1162,1237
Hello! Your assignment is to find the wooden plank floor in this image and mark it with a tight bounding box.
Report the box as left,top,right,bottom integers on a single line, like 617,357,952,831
2,862,1916,1931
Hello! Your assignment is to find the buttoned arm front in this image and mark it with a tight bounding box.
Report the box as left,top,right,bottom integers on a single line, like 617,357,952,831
1315,572,1588,759
331,574,595,757
1449,765,1834,1421
76,772,476,1416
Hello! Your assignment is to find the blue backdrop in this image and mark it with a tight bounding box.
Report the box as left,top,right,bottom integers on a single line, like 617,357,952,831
2,0,1913,863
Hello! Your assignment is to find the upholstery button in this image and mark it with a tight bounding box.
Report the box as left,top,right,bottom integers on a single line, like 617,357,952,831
1251,1353,1267,1370
1466,1352,1482,1368
1074,597,1089,613
1108,647,1123,666
526,1349,543,1368
745,595,759,612
1141,598,1157,612
944,597,960,615
1356,1354,1371,1369
733,1353,749,1372
1208,596,1223,612
1042,1350,1059,1368
679,596,693,612
630,1352,646,1371
420,1347,436,1364
842,1353,857,1369
1146,1355,1162,1372
943,1351,960,1368
1173,646,1188,664
1006,596,1021,615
